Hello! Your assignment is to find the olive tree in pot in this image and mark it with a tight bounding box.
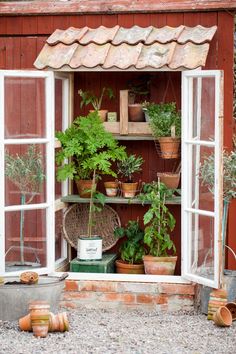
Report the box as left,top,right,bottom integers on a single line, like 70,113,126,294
139,180,177,275
114,220,146,274
78,87,114,122
56,111,126,260
117,154,144,198
147,102,181,159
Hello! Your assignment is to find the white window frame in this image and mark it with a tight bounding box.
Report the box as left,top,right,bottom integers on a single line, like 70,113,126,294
0,70,55,275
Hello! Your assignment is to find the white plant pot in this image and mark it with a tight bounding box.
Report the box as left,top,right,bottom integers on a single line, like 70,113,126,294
77,236,102,261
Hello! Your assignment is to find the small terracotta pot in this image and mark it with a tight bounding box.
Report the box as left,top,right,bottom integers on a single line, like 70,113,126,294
104,181,119,197
76,180,95,198
19,313,31,331
19,312,69,332
157,172,180,189
29,301,50,338
143,255,177,275
121,182,138,198
213,306,232,327
20,271,39,284
128,104,144,122
225,302,236,321
158,137,180,159
89,110,108,122
115,260,144,274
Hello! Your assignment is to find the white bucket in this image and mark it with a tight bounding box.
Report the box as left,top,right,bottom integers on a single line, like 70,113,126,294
77,236,102,261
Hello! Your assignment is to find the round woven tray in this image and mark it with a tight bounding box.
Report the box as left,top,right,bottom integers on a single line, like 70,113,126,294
62,203,121,251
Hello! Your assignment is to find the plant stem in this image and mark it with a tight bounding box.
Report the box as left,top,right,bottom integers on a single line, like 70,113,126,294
87,169,96,237
20,194,26,264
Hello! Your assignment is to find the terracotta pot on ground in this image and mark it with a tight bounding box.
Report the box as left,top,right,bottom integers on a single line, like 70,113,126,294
115,259,145,274
213,306,232,327
157,172,180,189
121,182,138,198
89,110,108,122
76,180,95,198
128,104,144,122
158,137,180,159
29,301,50,338
143,255,177,275
19,312,69,332
104,181,119,197
225,302,236,321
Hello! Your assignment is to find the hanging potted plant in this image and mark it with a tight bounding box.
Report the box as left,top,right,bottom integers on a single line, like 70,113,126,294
146,102,181,159
139,180,177,275
117,154,144,198
78,87,114,122
5,145,45,269
56,111,126,260
114,220,146,274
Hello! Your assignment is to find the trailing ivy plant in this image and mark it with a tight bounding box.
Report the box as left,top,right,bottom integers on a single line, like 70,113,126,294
146,102,181,138
114,220,145,264
78,87,114,111
138,181,176,257
117,154,144,183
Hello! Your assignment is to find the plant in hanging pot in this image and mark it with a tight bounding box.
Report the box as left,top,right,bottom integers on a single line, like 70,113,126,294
5,145,45,268
78,87,114,122
146,102,181,159
139,180,177,275
117,154,144,198
114,220,146,274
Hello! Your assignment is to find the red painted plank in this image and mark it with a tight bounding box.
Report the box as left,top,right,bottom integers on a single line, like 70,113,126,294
133,13,150,27
20,37,37,69
67,15,86,28
117,14,134,28
0,37,6,69
183,11,200,26
5,37,21,69
0,16,7,35
166,12,184,27
101,14,118,27
0,1,235,15
200,12,218,69
53,15,69,30
85,14,102,28
37,15,54,34
150,13,167,27
21,16,38,35
6,16,22,35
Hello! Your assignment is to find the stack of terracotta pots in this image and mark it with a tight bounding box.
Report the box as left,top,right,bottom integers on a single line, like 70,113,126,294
19,300,69,338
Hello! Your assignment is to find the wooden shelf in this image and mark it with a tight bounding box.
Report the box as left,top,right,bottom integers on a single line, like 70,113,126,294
61,195,181,205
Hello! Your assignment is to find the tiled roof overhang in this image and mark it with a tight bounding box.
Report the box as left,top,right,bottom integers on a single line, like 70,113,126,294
34,25,217,72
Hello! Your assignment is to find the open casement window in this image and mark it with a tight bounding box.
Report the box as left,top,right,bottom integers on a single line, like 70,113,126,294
181,70,223,288
54,72,73,270
0,70,55,275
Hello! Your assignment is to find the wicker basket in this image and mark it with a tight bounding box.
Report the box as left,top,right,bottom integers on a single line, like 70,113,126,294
62,204,121,251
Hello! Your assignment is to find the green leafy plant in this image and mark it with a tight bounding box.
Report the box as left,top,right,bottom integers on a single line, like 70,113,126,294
56,111,126,181
200,150,236,202
5,145,45,263
117,154,144,183
146,102,181,138
114,220,145,264
139,181,176,257
78,87,114,111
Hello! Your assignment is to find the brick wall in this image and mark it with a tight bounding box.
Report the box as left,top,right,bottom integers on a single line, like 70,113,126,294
60,280,196,312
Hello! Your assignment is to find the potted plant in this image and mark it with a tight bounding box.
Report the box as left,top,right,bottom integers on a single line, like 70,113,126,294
146,102,181,159
139,180,177,275
117,154,144,198
114,220,146,274
56,111,126,260
128,75,151,122
78,87,114,122
5,145,45,268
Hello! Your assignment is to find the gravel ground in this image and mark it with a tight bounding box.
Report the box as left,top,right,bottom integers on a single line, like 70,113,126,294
0,308,236,354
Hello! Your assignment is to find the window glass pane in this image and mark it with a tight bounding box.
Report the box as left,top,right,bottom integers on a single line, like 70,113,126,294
55,209,64,261
5,144,46,206
189,213,214,280
191,77,215,141
5,209,47,272
55,79,63,132
4,77,46,139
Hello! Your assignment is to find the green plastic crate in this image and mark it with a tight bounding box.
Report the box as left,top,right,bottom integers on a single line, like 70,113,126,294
70,253,117,273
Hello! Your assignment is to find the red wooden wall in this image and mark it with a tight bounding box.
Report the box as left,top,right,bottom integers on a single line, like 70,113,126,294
0,11,235,271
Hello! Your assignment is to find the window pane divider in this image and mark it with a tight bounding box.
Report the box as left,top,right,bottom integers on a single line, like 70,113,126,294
185,208,215,217
4,138,50,145
184,140,215,147
5,203,50,212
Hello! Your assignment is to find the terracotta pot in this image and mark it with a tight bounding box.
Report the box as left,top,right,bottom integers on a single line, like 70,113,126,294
20,271,39,284
213,306,232,327
19,313,31,331
104,181,119,197
143,255,177,275
76,180,95,198
29,301,50,338
19,312,69,332
128,104,144,122
225,302,236,321
157,172,180,189
121,182,138,198
158,137,180,159
115,259,145,274
89,109,108,122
